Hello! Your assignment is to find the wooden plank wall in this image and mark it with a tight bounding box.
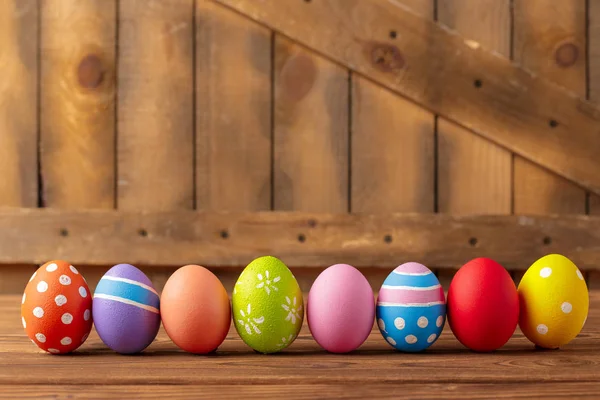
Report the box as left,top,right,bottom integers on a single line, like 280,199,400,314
1,0,600,294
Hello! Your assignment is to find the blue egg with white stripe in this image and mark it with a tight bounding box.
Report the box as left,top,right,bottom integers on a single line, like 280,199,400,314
93,264,161,354
376,262,446,352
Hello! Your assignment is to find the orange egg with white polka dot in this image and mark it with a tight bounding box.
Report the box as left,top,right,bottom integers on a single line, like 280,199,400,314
21,260,93,354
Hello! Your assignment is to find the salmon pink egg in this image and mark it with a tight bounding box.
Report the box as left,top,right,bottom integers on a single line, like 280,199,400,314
161,265,231,354
21,261,93,354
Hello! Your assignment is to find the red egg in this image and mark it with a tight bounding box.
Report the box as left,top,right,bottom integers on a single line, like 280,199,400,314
447,258,519,352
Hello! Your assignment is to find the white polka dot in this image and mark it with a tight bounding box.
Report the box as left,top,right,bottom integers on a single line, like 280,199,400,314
45,263,58,272
69,265,79,275
81,333,89,343
60,337,72,346
22,293,26,304
61,313,73,325
33,307,44,318
55,295,67,307
386,336,397,346
35,333,46,343
394,317,405,330
59,275,71,286
79,286,87,298
540,267,552,278
29,271,37,282
537,324,548,335
36,281,48,293
427,333,437,343
378,318,386,331
83,309,91,321
436,315,444,327
417,316,429,328
576,269,584,281
405,334,418,344
48,348,60,354
21,317,26,328
561,302,573,314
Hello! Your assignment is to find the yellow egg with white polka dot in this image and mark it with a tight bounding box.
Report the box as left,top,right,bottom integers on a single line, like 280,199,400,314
518,254,588,349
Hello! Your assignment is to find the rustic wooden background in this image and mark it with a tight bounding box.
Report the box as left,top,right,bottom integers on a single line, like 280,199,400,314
2,0,600,295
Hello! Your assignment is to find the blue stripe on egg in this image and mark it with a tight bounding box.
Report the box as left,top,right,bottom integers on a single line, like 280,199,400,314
94,277,160,310
381,271,440,288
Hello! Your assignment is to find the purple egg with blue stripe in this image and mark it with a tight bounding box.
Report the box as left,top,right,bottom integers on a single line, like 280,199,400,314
376,262,446,352
93,264,160,354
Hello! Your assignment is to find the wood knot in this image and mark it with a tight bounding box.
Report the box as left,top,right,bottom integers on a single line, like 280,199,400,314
77,54,105,89
369,43,404,72
280,53,317,102
554,42,579,68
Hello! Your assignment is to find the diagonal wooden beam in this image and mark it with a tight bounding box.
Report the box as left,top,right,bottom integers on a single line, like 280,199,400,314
1,208,600,270
213,0,600,195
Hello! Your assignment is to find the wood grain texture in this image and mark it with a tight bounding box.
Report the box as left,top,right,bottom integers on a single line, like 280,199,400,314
274,37,349,212
0,208,599,269
0,383,599,399
351,76,434,213
437,0,511,55
350,1,434,213
213,0,600,196
118,0,194,211
1,292,600,396
196,0,271,211
40,0,116,209
589,2,600,214
512,0,586,215
0,0,38,207
0,266,36,295
436,0,511,216
437,119,511,214
592,0,600,102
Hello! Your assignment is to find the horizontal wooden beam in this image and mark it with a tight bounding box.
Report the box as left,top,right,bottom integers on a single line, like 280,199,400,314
213,0,600,195
1,208,600,270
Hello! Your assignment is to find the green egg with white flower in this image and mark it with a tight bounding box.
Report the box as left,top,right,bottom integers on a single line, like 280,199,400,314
232,256,304,354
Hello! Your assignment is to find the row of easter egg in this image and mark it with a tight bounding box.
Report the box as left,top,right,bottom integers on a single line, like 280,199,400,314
21,254,588,355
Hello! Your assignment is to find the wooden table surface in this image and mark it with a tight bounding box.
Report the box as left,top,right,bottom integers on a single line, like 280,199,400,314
2,293,600,399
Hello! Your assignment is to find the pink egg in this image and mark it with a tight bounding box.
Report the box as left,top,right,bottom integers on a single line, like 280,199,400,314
307,264,375,353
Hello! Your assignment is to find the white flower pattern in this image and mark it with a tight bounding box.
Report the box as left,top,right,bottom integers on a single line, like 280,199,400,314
256,270,281,295
281,296,302,324
237,303,264,335
277,334,294,348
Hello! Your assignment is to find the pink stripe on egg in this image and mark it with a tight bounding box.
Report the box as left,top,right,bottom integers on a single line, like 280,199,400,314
378,286,444,304
394,262,430,274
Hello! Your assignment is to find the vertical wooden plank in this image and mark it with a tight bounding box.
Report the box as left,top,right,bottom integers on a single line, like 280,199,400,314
0,0,38,207
196,0,271,211
273,37,348,212
118,0,194,211
352,2,435,214
352,81,434,213
588,1,600,233
437,121,512,214
436,0,512,216
591,0,600,103
512,0,586,215
40,0,116,209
